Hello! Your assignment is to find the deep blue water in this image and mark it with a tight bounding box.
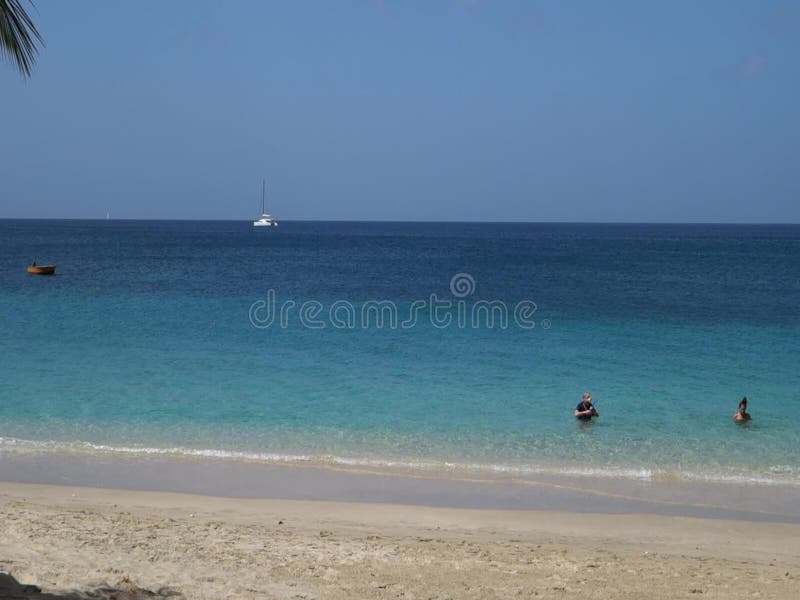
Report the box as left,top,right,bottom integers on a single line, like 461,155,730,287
1,219,799,484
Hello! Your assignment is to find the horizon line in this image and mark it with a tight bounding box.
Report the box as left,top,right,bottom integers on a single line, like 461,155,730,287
1,217,799,226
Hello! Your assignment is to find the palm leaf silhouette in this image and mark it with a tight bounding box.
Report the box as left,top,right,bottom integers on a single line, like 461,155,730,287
1,0,43,77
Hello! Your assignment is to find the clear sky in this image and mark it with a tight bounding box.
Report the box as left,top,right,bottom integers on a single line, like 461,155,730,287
2,0,799,222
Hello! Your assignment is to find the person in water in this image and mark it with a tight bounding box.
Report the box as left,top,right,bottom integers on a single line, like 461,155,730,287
733,397,751,422
575,392,599,420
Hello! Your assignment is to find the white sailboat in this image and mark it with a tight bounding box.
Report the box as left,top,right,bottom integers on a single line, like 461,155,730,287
253,179,278,227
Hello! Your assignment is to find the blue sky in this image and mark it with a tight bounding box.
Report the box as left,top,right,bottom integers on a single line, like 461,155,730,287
2,0,799,222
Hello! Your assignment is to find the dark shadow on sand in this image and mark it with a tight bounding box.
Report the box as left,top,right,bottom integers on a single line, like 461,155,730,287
0,573,183,600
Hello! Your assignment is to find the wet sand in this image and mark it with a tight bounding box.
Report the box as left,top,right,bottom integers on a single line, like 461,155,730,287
1,452,799,522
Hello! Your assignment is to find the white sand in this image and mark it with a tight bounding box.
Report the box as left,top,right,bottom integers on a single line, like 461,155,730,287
2,481,800,599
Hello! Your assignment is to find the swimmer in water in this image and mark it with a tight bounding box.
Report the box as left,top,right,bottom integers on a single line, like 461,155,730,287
733,397,751,422
575,392,599,421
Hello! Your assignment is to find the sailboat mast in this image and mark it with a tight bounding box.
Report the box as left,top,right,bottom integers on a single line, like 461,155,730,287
262,179,266,214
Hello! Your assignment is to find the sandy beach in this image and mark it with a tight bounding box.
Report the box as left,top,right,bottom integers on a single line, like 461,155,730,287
2,481,800,599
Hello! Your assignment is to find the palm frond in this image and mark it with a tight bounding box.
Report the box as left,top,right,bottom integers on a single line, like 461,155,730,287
0,0,43,77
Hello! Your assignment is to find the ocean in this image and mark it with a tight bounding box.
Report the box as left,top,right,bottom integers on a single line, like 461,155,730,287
1,219,799,486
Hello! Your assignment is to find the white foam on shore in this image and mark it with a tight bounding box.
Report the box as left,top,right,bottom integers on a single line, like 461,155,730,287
1,435,798,488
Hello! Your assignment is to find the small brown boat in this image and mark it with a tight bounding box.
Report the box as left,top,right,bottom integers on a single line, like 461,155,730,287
27,264,56,275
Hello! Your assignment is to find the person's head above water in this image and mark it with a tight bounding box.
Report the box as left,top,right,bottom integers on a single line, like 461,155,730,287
734,396,751,422
582,392,592,404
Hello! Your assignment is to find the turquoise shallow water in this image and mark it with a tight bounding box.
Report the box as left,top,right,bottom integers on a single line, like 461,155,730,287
1,220,799,484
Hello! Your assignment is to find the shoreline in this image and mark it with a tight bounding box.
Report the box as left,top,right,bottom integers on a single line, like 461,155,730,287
2,451,799,523
2,481,800,599
4,434,800,488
